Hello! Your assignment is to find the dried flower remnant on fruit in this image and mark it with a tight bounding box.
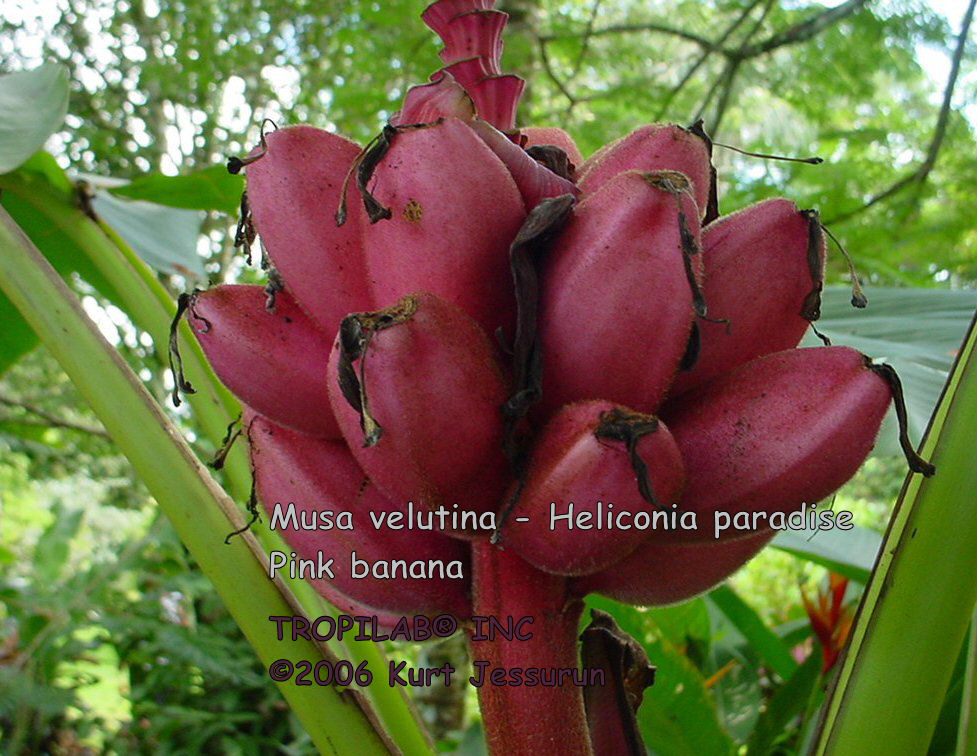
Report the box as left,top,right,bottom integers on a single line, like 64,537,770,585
336,296,420,448
595,408,666,509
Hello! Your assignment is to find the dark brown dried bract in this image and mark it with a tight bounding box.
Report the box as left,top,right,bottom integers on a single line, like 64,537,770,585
800,208,826,323
525,144,576,182
167,292,199,407
210,414,243,470
234,191,257,265
687,119,720,225
501,193,576,473
335,296,419,448
264,268,285,311
580,609,656,756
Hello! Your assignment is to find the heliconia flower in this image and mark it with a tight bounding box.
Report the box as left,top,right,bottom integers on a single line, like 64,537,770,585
174,0,934,751
801,573,853,674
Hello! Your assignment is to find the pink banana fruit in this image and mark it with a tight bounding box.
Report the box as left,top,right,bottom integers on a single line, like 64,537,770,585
244,125,372,336
188,285,339,438
669,198,826,396
326,292,510,522
577,123,713,214
537,169,703,418
575,531,775,605
358,117,525,338
659,346,911,542
498,400,685,576
521,126,585,167
248,411,471,619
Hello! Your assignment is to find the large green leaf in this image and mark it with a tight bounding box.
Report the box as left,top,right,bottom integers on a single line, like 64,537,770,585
708,585,798,680
747,650,822,755
0,65,68,174
0,290,38,375
0,153,126,375
645,597,712,648
814,304,977,753
637,629,737,756
110,164,244,214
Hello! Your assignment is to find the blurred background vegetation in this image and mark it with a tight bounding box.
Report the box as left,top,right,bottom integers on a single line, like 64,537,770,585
1,0,975,753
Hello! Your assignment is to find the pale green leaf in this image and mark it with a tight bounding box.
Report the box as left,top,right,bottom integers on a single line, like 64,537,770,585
0,65,69,174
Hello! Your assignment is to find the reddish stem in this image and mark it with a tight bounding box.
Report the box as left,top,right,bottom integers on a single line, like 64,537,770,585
468,541,592,754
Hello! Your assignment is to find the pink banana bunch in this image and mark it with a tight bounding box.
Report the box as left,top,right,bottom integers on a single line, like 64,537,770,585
171,1,934,752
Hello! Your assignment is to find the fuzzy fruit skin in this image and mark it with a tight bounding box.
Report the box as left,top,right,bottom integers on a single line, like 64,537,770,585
574,531,774,605
670,198,824,396
248,412,472,618
660,346,891,542
470,543,593,755
577,124,712,213
361,117,526,338
499,401,686,576
327,292,510,524
244,125,372,335
190,285,339,438
538,170,701,418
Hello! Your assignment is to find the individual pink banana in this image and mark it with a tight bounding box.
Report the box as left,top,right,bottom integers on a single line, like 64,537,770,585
659,346,928,542
521,126,585,167
187,285,339,438
575,531,774,605
359,117,525,338
327,292,510,524
244,125,373,335
577,123,713,214
248,412,471,618
498,400,685,576
537,170,703,418
670,198,826,396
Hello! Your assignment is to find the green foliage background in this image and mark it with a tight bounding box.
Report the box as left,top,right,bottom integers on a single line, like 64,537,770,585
1,0,975,753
